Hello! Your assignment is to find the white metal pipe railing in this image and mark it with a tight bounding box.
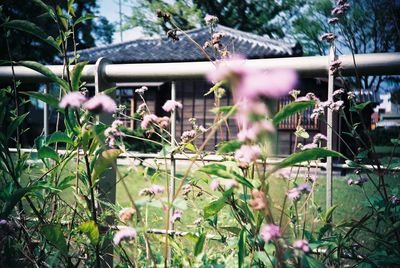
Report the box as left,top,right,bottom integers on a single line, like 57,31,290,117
1,53,399,83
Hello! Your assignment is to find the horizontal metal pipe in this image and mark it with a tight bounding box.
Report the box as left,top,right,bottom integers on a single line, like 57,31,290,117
0,53,399,83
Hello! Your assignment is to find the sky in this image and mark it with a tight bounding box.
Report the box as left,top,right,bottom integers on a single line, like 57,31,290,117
98,0,144,43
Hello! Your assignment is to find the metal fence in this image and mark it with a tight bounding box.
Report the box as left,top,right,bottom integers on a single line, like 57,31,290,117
1,51,400,265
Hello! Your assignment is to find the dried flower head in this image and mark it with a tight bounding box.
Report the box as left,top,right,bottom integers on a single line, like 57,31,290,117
119,207,136,221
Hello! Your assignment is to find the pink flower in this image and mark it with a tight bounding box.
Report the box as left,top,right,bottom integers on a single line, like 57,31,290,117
135,86,148,94
234,144,261,164
222,179,238,189
162,100,183,112
313,133,327,144
59,92,87,108
150,184,165,194
113,227,137,245
237,128,257,142
249,189,267,210
301,143,318,150
210,180,220,191
141,114,158,129
293,239,310,252
83,95,117,113
330,101,344,111
119,207,136,221
181,130,196,143
287,188,301,200
206,54,247,84
297,183,312,193
204,14,218,25
260,224,281,242
236,69,297,100
320,32,336,42
171,209,183,223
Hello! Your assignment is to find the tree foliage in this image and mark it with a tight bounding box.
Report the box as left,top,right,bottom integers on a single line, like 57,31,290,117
124,0,306,38
0,0,114,63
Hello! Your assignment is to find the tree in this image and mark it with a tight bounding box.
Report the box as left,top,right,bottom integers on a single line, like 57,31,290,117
0,0,115,63
124,0,306,38
291,0,400,91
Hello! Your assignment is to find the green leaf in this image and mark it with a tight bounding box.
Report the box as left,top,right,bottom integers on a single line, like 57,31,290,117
71,61,88,91
323,205,337,223
210,105,237,115
38,146,60,162
7,112,29,139
391,139,400,145
3,20,60,51
32,0,54,15
47,131,73,145
220,226,241,235
41,224,68,254
301,255,325,268
73,14,97,26
273,100,315,125
78,220,99,245
350,101,372,112
1,187,31,218
295,126,309,139
18,61,68,90
238,229,247,268
20,91,60,109
194,233,206,256
268,148,345,175
101,87,118,96
92,149,122,180
203,189,232,218
204,80,225,96
232,171,254,189
217,140,243,154
185,143,197,153
203,196,227,218
199,164,231,178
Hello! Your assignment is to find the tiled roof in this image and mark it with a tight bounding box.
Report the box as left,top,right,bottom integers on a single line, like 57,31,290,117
71,25,302,64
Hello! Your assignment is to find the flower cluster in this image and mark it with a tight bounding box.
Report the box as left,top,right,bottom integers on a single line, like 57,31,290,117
320,32,336,42
249,189,267,210
298,133,327,151
287,183,312,201
210,179,238,191
162,100,182,112
329,59,343,75
389,195,400,206
347,177,368,187
141,114,170,130
104,120,125,148
204,14,218,25
331,0,351,16
139,184,165,197
59,92,117,114
180,119,207,143
113,227,137,245
309,95,344,120
293,239,310,253
119,207,136,221
260,224,281,242
171,209,183,223
135,86,148,95
234,144,261,169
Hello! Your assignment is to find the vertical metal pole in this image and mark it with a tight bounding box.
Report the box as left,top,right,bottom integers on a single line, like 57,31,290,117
168,81,177,264
326,45,336,210
43,83,49,136
95,58,116,267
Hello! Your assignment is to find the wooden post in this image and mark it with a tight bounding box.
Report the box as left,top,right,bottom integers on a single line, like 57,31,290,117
95,58,116,267
326,45,336,210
